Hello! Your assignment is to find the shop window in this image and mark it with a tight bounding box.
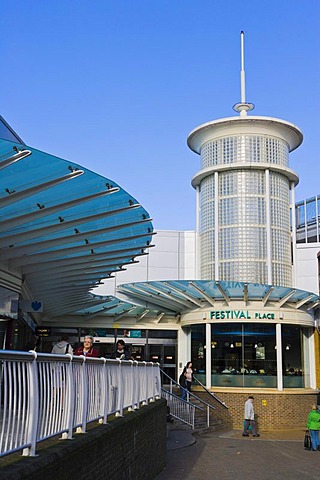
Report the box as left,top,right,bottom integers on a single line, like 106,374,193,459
209,323,277,388
282,325,305,388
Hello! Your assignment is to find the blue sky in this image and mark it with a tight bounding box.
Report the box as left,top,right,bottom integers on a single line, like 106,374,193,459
1,0,319,230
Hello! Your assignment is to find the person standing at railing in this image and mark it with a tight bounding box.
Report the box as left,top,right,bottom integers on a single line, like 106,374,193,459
184,361,193,393
51,335,73,355
110,339,131,360
74,335,99,357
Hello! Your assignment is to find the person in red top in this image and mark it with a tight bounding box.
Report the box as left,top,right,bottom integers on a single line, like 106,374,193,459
74,335,99,357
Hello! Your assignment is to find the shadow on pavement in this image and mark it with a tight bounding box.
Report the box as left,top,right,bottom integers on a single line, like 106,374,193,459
155,427,319,480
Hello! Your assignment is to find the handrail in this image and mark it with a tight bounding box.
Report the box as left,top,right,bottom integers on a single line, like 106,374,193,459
161,388,204,411
0,350,161,458
161,389,199,429
160,368,215,411
193,375,228,409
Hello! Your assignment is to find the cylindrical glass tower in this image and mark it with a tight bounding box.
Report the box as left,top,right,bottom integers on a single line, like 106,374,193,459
188,116,303,286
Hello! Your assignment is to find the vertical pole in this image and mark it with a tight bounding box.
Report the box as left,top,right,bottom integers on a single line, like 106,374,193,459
276,324,283,391
240,31,246,104
205,323,211,389
306,330,316,389
316,194,320,242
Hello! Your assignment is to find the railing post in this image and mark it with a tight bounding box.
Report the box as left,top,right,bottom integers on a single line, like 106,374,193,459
23,351,39,456
127,361,134,411
141,362,147,406
61,354,74,439
154,364,161,399
116,360,124,416
133,361,140,409
129,361,138,410
77,356,88,434
101,358,108,424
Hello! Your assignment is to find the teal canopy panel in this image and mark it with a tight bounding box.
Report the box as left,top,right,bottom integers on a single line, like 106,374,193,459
0,136,154,317
118,280,320,314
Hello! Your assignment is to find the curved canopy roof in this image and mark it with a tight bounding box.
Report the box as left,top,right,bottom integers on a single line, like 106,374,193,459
0,136,154,318
70,293,173,321
118,280,320,314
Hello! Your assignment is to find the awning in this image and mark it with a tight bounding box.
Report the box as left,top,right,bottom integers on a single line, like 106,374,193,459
0,136,154,318
117,280,320,314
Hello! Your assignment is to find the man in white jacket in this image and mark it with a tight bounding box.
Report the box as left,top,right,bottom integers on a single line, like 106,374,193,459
242,396,260,437
51,335,73,355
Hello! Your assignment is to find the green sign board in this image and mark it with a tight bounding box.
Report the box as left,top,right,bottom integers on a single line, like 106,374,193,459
129,330,142,338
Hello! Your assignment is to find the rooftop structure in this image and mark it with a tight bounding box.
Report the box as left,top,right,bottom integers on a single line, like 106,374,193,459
187,32,302,287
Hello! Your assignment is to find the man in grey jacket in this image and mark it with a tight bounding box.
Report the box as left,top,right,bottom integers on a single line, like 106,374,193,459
242,396,260,437
51,335,73,355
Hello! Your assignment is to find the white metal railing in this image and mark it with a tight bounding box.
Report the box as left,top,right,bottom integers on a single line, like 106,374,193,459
0,350,161,458
161,389,200,428
160,369,219,429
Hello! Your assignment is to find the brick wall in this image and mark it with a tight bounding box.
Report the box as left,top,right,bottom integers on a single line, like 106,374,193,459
196,391,318,431
0,399,167,480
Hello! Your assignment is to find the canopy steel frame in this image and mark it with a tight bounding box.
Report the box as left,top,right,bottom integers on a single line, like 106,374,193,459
0,218,152,260
188,281,216,307
0,188,119,234
0,203,141,248
0,170,83,207
9,232,155,266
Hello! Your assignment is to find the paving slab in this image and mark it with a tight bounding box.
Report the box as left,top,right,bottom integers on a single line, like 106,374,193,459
155,429,319,480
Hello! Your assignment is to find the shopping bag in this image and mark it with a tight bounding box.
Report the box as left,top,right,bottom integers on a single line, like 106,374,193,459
304,431,312,450
243,420,252,431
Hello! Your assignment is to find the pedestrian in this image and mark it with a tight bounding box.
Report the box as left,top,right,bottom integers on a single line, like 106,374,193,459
306,404,320,451
242,395,260,437
51,335,73,355
110,339,131,360
184,361,193,393
179,369,187,400
74,335,99,357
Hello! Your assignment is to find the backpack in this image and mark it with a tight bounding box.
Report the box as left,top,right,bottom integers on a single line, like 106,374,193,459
179,372,186,388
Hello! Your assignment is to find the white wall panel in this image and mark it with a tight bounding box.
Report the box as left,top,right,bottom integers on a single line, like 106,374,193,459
96,230,197,297
295,244,320,294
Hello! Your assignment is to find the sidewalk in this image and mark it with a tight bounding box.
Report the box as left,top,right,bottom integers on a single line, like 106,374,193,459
155,428,319,480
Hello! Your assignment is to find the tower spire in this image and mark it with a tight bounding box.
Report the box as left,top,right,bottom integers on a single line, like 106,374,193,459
233,31,255,116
